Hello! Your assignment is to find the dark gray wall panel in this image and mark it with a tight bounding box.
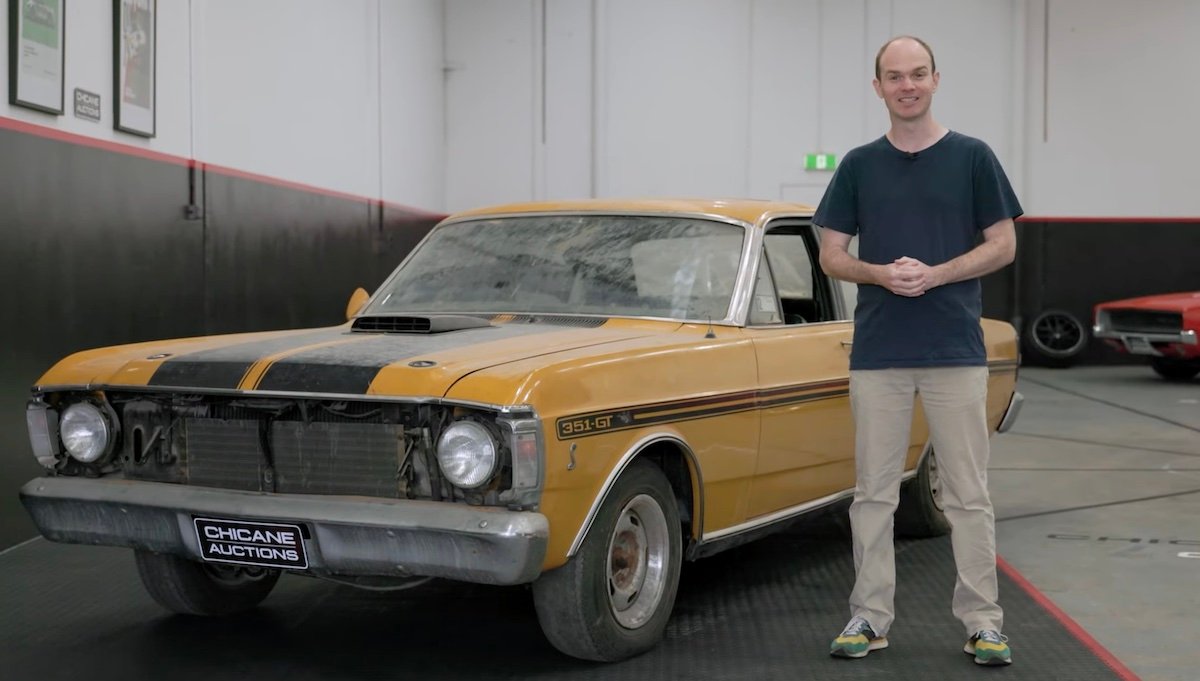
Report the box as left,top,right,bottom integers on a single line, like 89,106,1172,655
0,125,441,549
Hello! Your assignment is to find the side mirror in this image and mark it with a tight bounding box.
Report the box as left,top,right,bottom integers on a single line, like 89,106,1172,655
345,287,370,320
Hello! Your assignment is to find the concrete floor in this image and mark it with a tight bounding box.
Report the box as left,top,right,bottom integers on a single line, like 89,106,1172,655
991,365,1200,681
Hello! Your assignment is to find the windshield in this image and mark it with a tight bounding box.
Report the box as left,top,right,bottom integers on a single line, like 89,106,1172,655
365,215,746,321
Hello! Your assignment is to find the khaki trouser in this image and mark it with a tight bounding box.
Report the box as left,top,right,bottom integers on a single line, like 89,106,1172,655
847,366,1002,637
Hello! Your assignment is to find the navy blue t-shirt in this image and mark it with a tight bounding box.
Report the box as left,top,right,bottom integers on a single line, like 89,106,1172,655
813,131,1023,370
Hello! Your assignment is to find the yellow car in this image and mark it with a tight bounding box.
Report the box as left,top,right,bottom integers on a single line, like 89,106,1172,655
20,199,1021,661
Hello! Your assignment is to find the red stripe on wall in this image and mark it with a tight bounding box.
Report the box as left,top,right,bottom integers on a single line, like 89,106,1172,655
0,115,191,167
0,115,442,218
7,116,1185,224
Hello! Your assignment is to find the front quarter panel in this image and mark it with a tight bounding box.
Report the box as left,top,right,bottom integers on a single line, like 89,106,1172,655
443,323,761,570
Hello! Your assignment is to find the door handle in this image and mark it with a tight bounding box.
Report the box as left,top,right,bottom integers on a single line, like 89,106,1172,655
840,340,853,347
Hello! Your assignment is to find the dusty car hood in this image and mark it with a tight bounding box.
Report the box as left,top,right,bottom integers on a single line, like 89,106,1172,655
36,318,670,398
1097,291,1200,313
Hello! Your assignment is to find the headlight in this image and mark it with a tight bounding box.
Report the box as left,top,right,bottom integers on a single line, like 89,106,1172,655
436,421,498,488
60,402,111,463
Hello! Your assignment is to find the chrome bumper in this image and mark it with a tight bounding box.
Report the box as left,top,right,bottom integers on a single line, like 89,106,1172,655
20,476,548,585
998,391,1023,433
1093,327,1197,356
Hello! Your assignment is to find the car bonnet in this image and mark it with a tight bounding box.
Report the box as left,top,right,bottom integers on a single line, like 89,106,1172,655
35,318,666,399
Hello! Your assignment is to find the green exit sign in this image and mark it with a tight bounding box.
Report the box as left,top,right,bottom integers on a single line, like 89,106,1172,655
804,153,837,170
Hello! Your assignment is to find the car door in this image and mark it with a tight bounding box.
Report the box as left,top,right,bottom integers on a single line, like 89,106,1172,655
743,221,857,519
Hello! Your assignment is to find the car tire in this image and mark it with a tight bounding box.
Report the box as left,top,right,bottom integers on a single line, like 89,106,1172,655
134,550,281,616
532,460,682,662
894,448,951,538
1150,358,1200,381
1023,309,1087,367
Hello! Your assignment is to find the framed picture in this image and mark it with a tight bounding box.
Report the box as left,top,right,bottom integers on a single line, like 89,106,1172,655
113,0,155,137
8,0,66,114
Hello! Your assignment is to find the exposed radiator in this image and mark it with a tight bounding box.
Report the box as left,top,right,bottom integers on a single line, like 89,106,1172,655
183,418,406,498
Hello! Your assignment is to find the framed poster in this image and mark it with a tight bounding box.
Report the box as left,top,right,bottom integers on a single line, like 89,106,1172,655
8,0,66,114
113,0,155,137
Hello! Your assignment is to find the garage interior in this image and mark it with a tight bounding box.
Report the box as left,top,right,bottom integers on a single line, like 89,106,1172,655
1,2,1197,680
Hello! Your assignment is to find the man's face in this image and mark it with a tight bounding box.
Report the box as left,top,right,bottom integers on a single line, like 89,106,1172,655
872,39,938,121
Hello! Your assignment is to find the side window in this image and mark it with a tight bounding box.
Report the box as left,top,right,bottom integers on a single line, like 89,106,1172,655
762,224,834,324
748,250,783,325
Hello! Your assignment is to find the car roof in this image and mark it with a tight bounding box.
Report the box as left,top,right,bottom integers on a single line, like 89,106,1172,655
444,198,816,226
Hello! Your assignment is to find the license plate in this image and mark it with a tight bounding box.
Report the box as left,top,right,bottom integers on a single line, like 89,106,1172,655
194,517,308,570
1124,336,1159,356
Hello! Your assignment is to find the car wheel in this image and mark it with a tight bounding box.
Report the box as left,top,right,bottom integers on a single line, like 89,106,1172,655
532,460,682,661
894,448,951,538
1023,309,1087,367
1151,358,1200,381
134,550,281,616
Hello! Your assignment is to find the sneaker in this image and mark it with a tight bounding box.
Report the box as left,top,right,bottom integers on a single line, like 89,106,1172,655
964,630,1012,665
830,616,888,658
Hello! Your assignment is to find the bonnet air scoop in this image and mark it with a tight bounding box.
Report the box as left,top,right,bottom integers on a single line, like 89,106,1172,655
351,315,494,334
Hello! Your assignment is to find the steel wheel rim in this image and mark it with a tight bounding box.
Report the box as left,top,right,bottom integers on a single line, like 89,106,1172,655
927,450,944,512
1032,312,1084,356
606,493,670,629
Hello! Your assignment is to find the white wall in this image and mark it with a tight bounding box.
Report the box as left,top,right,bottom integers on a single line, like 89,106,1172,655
4,1,1199,217
443,0,538,209
195,0,444,206
1024,0,1200,216
443,0,1200,217
598,0,753,197
443,0,1025,211
1,0,444,209
380,0,444,209
194,1,379,195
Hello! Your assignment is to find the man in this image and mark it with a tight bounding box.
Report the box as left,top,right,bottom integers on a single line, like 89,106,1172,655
814,35,1021,666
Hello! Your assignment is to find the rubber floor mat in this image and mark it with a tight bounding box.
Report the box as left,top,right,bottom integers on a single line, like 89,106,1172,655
1,513,1135,680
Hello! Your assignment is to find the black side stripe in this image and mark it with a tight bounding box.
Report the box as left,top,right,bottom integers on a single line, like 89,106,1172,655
557,383,851,440
557,361,1019,440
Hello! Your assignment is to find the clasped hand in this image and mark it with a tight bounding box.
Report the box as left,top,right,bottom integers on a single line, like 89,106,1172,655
879,256,941,297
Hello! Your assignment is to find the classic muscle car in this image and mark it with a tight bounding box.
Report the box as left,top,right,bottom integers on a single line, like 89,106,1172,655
1093,291,1200,380
20,199,1023,661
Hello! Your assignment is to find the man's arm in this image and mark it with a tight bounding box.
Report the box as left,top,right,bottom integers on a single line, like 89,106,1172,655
818,226,926,297
896,218,1016,292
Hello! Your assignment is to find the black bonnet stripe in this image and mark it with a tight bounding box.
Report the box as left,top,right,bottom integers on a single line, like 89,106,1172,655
254,323,562,394
147,329,348,389
254,363,385,394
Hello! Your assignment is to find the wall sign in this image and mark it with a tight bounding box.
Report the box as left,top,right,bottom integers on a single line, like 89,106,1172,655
73,88,101,122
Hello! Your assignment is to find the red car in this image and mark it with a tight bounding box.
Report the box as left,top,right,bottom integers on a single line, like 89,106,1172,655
1093,291,1200,380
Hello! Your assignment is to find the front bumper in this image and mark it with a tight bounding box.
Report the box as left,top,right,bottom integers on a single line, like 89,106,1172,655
997,391,1023,433
1093,326,1198,357
20,476,548,585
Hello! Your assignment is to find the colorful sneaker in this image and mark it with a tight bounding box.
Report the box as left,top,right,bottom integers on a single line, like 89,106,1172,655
964,630,1012,665
830,616,888,658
